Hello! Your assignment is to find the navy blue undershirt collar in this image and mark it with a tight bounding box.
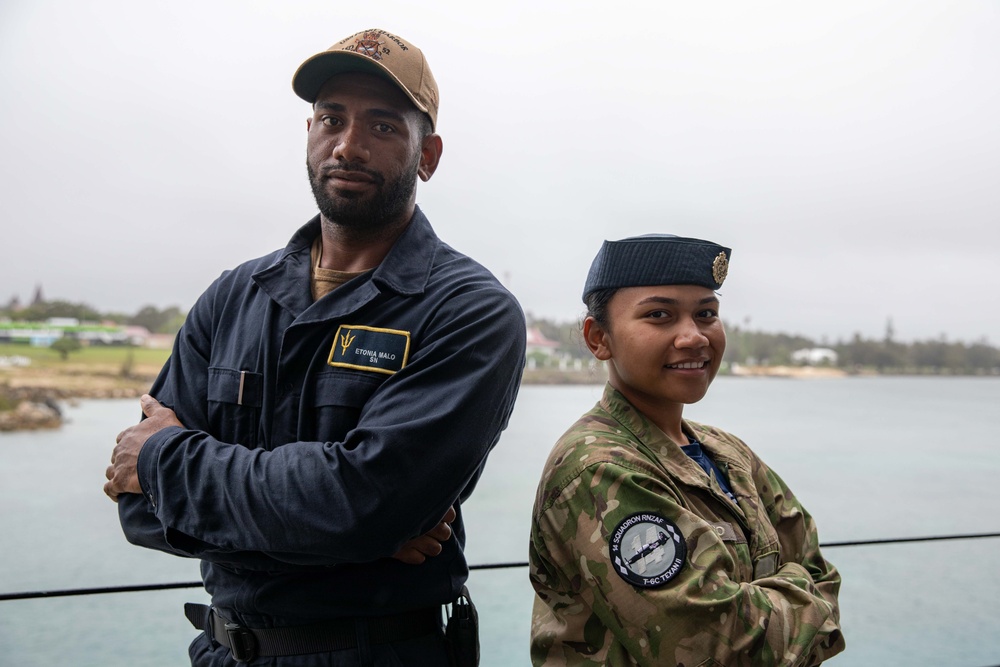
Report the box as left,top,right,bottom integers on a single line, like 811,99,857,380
681,437,738,503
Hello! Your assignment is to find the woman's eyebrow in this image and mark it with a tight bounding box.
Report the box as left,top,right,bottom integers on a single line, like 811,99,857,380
634,295,719,306
636,296,678,306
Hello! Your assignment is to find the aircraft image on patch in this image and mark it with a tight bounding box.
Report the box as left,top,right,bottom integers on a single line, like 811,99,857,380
610,513,687,588
627,528,669,574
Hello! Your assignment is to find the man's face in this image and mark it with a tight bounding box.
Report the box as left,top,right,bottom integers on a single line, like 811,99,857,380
306,72,429,232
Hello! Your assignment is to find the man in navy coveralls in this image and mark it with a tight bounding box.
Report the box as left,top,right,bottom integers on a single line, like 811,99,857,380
104,28,526,666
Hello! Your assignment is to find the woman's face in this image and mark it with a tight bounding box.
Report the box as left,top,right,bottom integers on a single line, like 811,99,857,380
585,284,726,414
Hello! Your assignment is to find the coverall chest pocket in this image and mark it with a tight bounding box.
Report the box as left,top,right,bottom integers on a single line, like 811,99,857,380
303,370,383,443
207,367,262,449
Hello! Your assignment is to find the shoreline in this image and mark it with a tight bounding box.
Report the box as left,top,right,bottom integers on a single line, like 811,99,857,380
3,362,995,431
729,364,848,378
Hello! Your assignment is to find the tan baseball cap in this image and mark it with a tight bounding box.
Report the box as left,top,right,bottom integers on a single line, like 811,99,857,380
292,28,439,130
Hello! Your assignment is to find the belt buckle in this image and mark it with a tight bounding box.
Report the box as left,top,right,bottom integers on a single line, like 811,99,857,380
224,621,258,663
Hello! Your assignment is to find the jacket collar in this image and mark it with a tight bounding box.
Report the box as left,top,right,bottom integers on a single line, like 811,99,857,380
253,206,440,318
370,206,438,297
598,383,716,491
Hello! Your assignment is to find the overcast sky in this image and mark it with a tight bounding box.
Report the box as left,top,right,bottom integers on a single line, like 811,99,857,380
2,1,998,343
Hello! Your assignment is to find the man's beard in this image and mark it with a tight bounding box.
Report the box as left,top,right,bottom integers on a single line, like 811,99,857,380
307,152,420,234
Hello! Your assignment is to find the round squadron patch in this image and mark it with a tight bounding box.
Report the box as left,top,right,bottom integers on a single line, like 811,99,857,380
609,512,686,588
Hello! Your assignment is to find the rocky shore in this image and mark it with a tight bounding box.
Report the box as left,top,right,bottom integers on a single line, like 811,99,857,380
0,366,157,432
0,399,62,431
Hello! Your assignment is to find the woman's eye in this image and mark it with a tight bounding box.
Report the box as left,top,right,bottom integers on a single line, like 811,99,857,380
647,310,669,319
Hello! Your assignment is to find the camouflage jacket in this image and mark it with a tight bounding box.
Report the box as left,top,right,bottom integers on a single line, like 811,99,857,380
529,384,845,666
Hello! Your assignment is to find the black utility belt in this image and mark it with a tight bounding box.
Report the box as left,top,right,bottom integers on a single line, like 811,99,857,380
184,602,441,663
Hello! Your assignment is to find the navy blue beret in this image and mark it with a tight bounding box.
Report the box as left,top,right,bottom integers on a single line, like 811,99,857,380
582,234,732,301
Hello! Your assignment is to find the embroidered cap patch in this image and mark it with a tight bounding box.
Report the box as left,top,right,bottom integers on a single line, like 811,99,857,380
328,325,411,375
610,512,686,588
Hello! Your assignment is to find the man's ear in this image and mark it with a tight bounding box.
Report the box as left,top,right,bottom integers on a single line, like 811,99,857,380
583,317,613,361
417,134,443,182
306,117,312,131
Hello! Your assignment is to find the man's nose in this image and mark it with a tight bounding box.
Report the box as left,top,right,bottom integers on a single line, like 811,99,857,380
331,122,370,163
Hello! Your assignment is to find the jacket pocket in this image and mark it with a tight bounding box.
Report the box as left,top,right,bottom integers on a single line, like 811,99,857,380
207,367,262,449
301,370,383,444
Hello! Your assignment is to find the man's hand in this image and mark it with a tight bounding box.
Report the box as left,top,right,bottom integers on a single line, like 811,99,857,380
104,394,183,502
391,506,458,564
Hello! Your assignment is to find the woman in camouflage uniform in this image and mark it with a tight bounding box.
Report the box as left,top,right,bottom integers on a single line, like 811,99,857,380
529,235,845,666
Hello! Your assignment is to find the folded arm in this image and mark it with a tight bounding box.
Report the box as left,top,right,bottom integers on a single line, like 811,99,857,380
531,462,844,667
113,281,525,567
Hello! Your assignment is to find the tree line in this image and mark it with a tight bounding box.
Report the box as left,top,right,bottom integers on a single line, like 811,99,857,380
1,301,186,336
528,315,1000,376
5,300,998,374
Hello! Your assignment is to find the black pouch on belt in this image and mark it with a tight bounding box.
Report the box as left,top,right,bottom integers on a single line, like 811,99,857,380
445,585,479,667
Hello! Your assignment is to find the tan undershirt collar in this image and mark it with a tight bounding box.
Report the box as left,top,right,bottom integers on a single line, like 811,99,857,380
310,236,371,301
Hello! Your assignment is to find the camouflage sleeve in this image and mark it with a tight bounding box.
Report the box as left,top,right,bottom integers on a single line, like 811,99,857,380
531,460,844,667
760,463,845,661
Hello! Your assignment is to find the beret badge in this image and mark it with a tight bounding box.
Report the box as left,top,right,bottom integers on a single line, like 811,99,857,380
712,252,729,286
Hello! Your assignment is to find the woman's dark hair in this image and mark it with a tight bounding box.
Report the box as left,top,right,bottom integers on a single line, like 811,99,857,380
583,288,618,329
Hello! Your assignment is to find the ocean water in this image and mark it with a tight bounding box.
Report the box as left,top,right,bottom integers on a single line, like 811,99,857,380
1,379,998,666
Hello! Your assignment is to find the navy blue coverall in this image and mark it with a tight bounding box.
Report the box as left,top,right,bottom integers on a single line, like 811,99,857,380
117,208,526,665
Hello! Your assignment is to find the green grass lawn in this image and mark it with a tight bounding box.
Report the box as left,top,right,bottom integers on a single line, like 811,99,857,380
0,343,170,370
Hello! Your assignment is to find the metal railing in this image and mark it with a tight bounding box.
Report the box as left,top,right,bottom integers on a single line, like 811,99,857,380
2,532,999,666
2,531,998,602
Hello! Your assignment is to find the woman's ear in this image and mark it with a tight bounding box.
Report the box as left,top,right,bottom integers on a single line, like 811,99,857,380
583,317,612,361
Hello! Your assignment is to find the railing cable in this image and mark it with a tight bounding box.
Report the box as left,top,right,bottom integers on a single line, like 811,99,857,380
820,531,1000,549
2,531,998,602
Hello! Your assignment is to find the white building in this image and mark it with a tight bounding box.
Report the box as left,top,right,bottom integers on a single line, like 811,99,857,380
791,347,839,365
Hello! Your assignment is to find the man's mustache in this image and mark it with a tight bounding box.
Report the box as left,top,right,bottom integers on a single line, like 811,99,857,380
320,162,385,186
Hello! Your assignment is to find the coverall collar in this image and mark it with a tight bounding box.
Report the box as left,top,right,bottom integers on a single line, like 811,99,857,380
253,206,439,317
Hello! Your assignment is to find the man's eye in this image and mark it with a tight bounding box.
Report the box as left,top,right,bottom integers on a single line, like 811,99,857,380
698,309,719,319
374,123,394,133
